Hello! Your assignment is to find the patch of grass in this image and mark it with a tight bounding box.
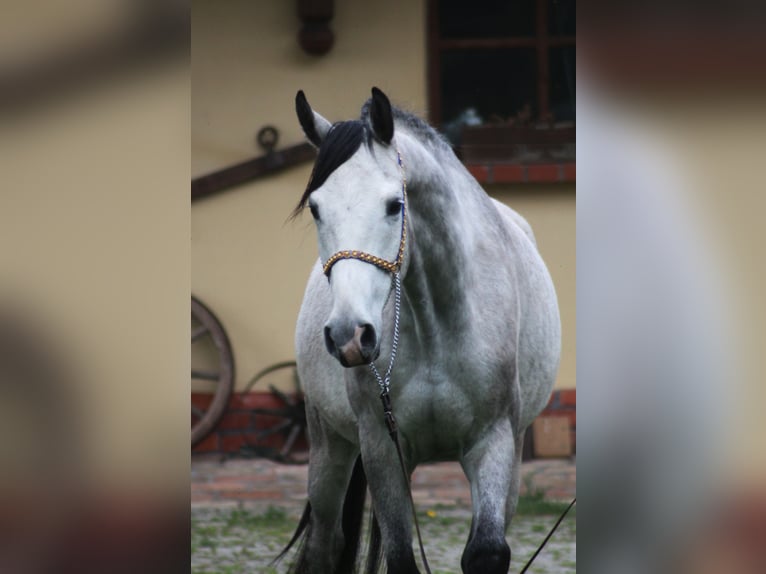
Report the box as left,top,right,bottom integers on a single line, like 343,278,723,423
225,505,289,529
416,483,575,518
199,535,217,552
196,525,219,537
515,491,576,516
418,510,467,528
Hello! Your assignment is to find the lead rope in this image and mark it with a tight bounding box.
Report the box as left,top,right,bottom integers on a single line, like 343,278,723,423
368,273,401,395
369,273,432,574
519,497,576,573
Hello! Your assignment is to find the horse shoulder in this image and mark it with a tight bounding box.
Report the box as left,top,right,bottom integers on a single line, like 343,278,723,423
490,198,537,247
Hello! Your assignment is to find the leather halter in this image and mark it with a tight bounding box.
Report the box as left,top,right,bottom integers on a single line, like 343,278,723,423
321,148,407,277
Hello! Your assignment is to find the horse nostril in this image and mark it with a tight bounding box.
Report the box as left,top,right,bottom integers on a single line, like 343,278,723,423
359,323,377,351
324,325,337,356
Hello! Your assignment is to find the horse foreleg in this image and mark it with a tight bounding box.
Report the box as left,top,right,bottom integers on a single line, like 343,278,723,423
359,429,421,574
296,407,358,574
505,428,526,526
460,418,515,574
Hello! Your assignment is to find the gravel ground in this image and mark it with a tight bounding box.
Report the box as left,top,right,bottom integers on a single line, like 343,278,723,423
191,502,575,573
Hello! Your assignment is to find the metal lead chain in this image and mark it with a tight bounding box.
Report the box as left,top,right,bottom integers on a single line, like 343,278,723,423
369,272,402,396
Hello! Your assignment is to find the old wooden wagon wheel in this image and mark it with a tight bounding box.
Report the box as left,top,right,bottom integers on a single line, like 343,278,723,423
191,296,235,446
240,361,308,464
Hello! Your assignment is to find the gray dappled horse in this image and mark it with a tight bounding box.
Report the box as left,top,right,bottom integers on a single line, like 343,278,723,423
279,88,561,574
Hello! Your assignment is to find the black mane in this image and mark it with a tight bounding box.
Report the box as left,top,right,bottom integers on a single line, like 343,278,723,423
361,98,452,154
292,100,452,219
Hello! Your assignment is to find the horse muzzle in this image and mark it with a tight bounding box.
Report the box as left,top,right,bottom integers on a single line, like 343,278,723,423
324,322,379,367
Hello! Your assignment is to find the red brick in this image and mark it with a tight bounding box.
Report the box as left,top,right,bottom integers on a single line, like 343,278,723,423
235,391,289,411
492,164,525,183
220,490,283,500
191,487,223,499
240,429,283,450
466,164,489,182
191,393,213,410
546,389,566,408
219,434,246,453
546,398,558,410
527,164,559,183
204,482,251,493
217,411,254,431
214,476,256,485
562,162,576,182
559,389,576,407
192,433,219,454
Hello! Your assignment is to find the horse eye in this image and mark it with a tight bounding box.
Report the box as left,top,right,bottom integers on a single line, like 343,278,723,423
309,203,320,220
386,199,404,217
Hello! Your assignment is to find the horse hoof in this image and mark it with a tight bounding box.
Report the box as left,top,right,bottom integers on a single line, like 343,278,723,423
461,540,511,574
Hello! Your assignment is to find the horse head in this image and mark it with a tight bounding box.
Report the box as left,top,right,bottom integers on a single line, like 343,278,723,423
295,87,408,368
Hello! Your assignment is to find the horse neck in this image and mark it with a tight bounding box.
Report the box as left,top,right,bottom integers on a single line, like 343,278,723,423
396,129,487,335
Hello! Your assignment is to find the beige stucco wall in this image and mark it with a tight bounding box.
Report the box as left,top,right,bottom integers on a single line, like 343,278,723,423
192,0,576,392
192,0,428,176
490,184,576,389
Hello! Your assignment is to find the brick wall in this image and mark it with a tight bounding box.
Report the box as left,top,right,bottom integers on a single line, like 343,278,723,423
192,392,307,458
466,162,575,184
193,389,575,458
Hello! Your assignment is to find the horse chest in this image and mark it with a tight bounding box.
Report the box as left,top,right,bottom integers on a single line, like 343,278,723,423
388,366,499,461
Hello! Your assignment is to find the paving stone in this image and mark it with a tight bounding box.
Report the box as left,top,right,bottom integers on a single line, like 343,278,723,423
191,455,575,508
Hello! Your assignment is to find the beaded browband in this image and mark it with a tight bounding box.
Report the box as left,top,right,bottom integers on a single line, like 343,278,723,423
322,147,408,277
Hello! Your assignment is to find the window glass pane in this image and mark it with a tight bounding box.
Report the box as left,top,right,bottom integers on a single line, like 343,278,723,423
439,0,536,38
549,0,575,36
549,45,575,122
440,48,537,129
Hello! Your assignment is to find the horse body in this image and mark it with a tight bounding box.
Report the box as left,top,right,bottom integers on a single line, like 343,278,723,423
287,89,560,574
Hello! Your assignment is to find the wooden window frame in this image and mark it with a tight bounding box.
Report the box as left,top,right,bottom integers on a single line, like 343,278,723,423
427,0,575,127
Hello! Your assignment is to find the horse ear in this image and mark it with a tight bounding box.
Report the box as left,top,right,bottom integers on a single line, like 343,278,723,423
369,87,394,145
296,90,332,148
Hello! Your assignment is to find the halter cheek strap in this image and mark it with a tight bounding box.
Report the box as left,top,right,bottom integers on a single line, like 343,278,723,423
321,148,408,277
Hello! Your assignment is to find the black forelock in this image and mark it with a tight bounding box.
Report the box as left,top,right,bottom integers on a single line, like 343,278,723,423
291,120,370,218
308,121,369,194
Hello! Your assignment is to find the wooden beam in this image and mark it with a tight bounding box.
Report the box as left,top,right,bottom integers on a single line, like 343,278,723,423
191,143,315,202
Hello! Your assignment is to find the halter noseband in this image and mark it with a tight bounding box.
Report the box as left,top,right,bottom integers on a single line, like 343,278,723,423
321,147,408,277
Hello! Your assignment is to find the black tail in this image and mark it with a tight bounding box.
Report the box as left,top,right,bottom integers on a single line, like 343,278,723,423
365,512,383,574
274,500,312,567
338,456,368,573
276,455,369,573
